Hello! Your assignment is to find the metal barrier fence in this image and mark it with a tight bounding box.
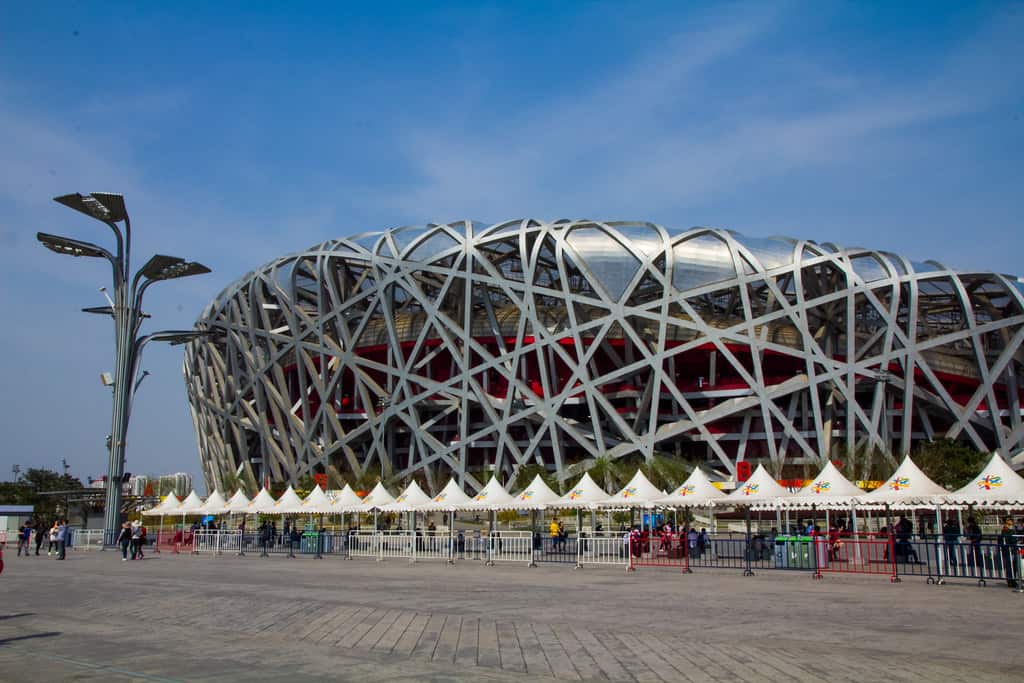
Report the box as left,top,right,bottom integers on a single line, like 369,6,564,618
487,533,531,564
577,535,628,567
629,533,690,572
71,529,106,550
884,535,1024,588
811,535,898,582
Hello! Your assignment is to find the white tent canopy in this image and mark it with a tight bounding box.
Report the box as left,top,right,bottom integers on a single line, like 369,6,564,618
272,486,305,514
861,456,949,506
197,490,228,515
248,487,278,514
358,482,396,511
599,469,665,508
223,490,252,514
653,468,729,508
380,481,432,512
551,472,609,510
141,493,181,516
777,461,865,509
725,465,789,506
299,486,335,514
945,452,1024,507
417,478,472,512
512,474,563,510
458,476,517,511
330,484,366,513
176,491,206,514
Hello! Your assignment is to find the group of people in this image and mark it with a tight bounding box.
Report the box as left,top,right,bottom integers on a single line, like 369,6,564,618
115,520,148,561
13,520,69,560
626,523,709,558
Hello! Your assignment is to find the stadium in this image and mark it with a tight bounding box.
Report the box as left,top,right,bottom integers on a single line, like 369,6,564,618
183,220,1024,494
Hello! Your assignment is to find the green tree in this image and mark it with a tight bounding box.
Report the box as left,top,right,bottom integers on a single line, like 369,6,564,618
0,468,84,522
912,439,988,491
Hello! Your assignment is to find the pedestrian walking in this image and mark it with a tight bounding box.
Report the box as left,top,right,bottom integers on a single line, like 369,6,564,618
55,520,67,560
47,522,58,555
130,521,143,560
117,521,132,561
16,522,31,557
34,521,46,556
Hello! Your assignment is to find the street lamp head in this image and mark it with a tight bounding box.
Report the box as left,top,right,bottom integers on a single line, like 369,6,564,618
37,232,108,258
149,330,214,346
53,192,128,223
140,254,186,280
147,260,211,281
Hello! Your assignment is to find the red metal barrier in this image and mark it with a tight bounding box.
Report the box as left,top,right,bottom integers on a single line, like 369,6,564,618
629,531,691,573
812,534,899,583
154,530,193,554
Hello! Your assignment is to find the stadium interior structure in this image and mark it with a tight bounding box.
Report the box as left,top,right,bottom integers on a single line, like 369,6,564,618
184,220,1024,494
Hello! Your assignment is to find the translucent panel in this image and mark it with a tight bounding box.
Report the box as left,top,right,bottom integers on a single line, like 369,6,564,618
565,227,640,302
671,234,736,293
849,254,889,283
608,223,665,259
734,234,795,270
349,232,384,251
406,229,460,262
910,260,941,274
390,225,432,254
881,252,907,276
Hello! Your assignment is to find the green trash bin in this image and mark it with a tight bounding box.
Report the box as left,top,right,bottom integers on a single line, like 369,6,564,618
788,536,814,569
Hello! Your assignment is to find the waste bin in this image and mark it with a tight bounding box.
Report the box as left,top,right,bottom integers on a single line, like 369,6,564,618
301,532,320,554
788,536,814,569
775,535,790,568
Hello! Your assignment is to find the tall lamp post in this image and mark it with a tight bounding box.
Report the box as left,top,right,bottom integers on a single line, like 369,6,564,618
38,192,213,545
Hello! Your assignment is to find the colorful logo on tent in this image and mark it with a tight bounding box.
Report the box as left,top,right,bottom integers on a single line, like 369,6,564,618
568,489,585,500
433,493,447,502
978,475,1003,491
473,491,488,501
812,481,831,494
677,485,696,496
519,490,534,501
622,487,639,499
742,484,759,496
889,477,910,491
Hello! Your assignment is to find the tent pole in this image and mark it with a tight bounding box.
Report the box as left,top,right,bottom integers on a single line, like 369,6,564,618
934,504,944,584
409,510,416,564
743,506,753,576
487,509,495,566
448,510,455,565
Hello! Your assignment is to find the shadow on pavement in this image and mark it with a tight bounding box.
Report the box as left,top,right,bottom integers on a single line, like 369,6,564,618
0,631,61,645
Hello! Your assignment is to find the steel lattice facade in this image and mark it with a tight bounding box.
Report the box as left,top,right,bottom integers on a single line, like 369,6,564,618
184,220,1024,493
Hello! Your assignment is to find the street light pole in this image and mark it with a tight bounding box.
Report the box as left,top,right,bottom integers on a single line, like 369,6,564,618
39,192,213,545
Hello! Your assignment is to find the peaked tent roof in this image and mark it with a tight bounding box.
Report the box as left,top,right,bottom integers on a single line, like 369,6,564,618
599,469,666,508
198,490,228,515
417,479,472,512
176,491,206,514
248,487,278,513
551,472,610,510
330,484,366,513
777,461,865,509
300,486,335,514
945,452,1024,506
380,481,433,512
223,490,252,513
511,474,563,510
272,486,305,514
358,482,397,510
726,465,790,505
458,476,517,511
861,456,949,505
141,492,181,516
653,468,729,507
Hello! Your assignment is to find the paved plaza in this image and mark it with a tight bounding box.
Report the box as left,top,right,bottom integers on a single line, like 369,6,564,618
0,548,1021,682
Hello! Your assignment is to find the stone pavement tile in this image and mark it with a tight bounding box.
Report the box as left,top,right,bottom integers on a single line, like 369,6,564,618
476,619,502,669
515,622,555,678
372,609,416,652
610,632,671,683
700,641,775,682
497,621,527,673
320,605,375,645
455,616,479,666
393,612,430,656
531,622,581,680
338,608,391,648
355,608,403,649
411,612,446,659
569,627,633,682
430,614,461,663
731,644,826,682
550,623,606,680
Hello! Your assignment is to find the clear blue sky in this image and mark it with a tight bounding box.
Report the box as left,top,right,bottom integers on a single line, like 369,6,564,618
1,3,1021,492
